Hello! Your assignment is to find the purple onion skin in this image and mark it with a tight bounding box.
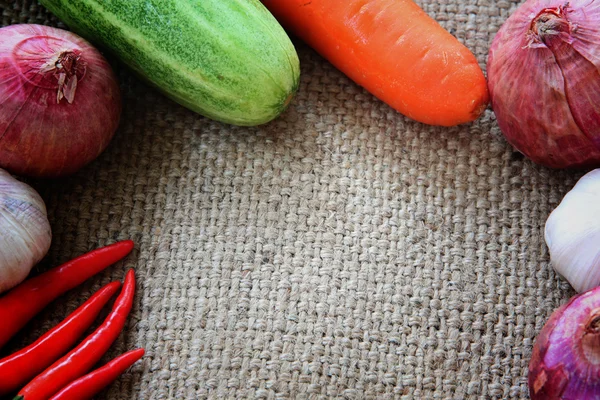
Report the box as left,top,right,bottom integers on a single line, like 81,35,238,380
529,286,600,399
488,1,600,169
0,24,121,178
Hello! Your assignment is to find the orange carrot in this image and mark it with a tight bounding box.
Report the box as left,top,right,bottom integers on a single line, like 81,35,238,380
261,0,489,127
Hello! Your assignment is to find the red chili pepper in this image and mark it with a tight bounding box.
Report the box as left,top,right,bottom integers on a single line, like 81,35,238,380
15,269,136,400
0,281,121,396
48,348,145,400
0,240,134,349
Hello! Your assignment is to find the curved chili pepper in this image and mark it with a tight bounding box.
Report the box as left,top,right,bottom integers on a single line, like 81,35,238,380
0,240,134,349
15,269,136,400
0,281,121,395
48,348,145,400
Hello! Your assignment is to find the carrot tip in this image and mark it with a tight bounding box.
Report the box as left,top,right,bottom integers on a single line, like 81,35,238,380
471,101,489,120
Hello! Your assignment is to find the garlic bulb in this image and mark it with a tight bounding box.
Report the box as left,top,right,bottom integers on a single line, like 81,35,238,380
545,169,600,292
0,169,52,293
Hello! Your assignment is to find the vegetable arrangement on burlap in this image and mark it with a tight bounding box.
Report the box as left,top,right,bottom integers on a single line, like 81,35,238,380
2,0,600,398
0,240,141,399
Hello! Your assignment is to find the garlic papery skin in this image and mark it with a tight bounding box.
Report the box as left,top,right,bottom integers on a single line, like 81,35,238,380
0,169,51,293
545,169,600,292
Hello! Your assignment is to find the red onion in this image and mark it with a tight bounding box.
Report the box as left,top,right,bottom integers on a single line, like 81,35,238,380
529,286,600,399
488,1,600,169
0,24,121,178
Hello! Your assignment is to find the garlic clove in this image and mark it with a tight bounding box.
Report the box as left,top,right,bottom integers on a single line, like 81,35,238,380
0,169,52,293
545,169,600,292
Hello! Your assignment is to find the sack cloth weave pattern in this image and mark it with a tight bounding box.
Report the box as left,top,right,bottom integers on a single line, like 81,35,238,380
0,1,581,398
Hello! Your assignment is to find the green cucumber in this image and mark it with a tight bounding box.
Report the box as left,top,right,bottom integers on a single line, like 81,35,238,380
39,0,300,126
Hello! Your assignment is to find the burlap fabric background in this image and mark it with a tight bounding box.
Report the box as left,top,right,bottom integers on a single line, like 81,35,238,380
0,1,585,399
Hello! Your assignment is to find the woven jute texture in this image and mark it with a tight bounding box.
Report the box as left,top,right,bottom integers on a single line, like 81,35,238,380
0,1,587,399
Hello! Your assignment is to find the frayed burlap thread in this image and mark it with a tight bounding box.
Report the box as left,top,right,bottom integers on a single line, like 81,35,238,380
0,0,582,399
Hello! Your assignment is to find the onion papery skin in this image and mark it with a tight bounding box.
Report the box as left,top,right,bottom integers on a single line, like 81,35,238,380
0,24,121,178
488,1,600,169
529,286,600,399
